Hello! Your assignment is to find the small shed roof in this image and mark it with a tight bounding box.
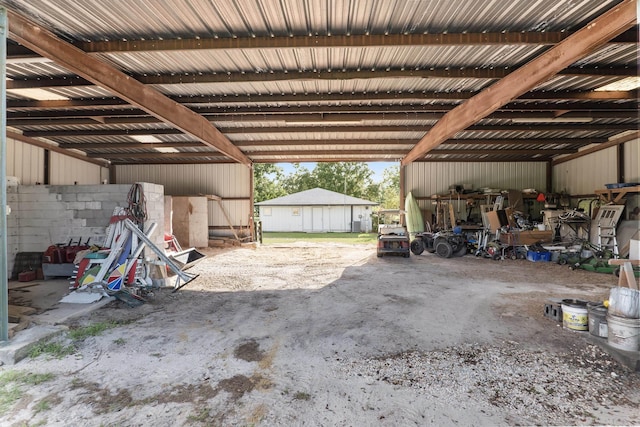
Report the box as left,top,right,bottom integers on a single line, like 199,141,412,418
255,188,378,206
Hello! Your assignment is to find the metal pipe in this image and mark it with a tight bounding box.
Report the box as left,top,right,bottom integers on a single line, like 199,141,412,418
1,8,8,342
123,219,197,291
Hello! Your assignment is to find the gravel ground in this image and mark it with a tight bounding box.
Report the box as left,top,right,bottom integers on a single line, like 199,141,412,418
2,242,639,426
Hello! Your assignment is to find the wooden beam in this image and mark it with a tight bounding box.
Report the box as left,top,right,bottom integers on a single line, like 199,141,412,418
60,141,205,150
7,29,635,60
61,137,598,151
22,123,636,138
10,105,640,120
552,130,640,165
6,10,250,165
92,147,576,160
6,91,638,111
6,66,636,91
6,130,109,167
402,0,638,165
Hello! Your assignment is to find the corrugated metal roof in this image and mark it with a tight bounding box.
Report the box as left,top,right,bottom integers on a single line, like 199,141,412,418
0,0,635,164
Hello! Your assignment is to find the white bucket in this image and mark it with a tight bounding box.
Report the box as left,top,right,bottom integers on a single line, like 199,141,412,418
562,299,588,331
607,314,640,352
608,287,640,319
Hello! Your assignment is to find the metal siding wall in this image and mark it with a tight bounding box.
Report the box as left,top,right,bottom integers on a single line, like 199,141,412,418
553,147,617,195
115,164,249,196
6,136,44,184
624,138,640,182
115,164,251,226
49,152,102,185
259,206,302,231
405,162,546,206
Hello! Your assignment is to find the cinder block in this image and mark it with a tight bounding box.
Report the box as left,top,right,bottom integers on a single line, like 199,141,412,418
76,193,97,202
17,185,51,194
65,202,87,210
85,201,102,210
18,193,60,202
544,303,562,322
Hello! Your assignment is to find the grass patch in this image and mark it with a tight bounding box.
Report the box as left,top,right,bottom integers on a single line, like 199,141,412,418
263,232,376,245
293,391,311,401
28,342,76,359
33,399,50,413
113,338,126,346
0,371,56,415
68,321,118,341
187,408,211,423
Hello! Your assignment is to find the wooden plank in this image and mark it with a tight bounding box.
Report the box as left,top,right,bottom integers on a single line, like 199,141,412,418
7,10,250,166
402,0,637,165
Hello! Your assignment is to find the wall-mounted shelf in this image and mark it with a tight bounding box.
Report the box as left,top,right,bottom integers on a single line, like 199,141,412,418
594,185,640,204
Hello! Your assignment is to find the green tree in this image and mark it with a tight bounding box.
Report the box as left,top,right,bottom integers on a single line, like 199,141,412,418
308,162,374,198
378,165,400,209
282,163,314,194
253,163,286,203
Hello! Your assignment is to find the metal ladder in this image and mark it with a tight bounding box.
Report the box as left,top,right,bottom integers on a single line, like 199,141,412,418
595,205,624,257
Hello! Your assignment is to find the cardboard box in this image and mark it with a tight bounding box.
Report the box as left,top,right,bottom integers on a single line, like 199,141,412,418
486,211,503,232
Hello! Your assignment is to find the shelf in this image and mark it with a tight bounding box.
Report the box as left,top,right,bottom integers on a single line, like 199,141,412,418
594,185,640,204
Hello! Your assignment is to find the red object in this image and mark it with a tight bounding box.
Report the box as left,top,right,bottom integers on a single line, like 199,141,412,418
65,244,90,263
18,270,37,282
44,245,66,264
536,193,546,202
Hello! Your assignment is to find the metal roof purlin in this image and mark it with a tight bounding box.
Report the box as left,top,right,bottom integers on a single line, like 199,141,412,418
5,10,251,166
401,0,638,166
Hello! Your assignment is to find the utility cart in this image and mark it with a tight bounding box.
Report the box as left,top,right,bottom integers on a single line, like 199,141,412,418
376,209,410,258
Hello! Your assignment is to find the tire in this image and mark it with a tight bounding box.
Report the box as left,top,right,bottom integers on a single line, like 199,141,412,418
452,244,467,257
410,239,425,255
435,241,453,258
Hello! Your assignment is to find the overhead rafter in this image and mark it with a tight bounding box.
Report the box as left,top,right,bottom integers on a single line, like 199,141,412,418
402,0,638,165
6,10,250,165
6,66,637,90
6,29,636,60
6,130,109,167
553,130,640,165
6,90,638,111
21,122,636,138
59,137,600,151
89,147,575,160
8,104,639,120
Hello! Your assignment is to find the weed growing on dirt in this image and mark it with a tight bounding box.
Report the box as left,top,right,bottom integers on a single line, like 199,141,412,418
113,338,126,346
33,399,50,413
68,321,118,340
0,371,56,415
187,408,211,423
293,391,311,401
28,342,76,359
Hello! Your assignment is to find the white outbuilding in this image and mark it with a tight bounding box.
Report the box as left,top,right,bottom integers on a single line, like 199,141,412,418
255,188,378,233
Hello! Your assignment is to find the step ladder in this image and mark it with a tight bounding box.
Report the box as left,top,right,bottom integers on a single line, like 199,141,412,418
595,205,624,257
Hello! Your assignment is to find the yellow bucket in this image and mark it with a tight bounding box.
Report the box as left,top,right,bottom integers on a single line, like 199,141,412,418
561,299,588,331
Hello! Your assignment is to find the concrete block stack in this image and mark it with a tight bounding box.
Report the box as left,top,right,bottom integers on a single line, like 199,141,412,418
6,182,165,278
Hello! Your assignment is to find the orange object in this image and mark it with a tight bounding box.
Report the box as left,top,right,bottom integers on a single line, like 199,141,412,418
536,193,546,202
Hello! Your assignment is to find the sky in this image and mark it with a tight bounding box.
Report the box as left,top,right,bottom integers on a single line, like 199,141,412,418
276,162,397,184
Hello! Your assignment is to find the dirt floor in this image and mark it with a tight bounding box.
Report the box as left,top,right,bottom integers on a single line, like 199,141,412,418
2,242,640,426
